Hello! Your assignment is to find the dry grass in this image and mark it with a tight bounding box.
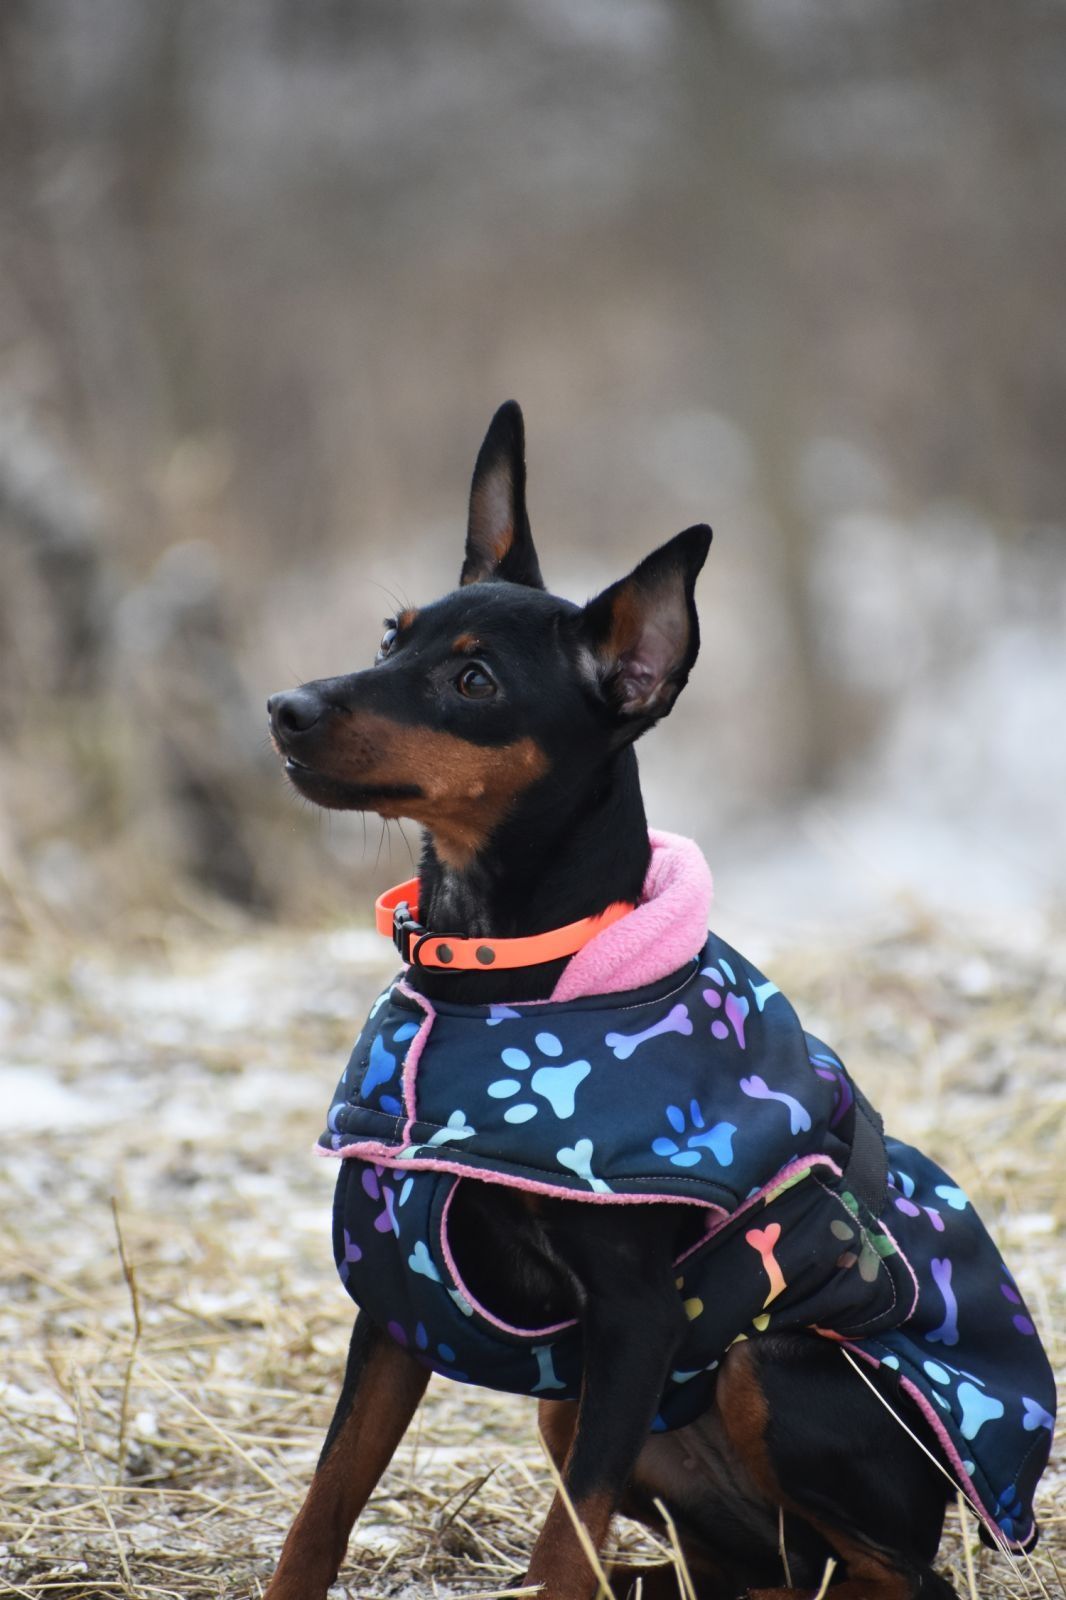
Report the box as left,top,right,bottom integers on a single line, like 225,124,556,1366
0,912,1062,1599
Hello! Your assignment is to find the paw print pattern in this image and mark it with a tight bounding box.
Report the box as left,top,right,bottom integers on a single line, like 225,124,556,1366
386,1318,467,1380
487,1031,590,1123
1000,1278,1036,1337
922,1358,1005,1441
652,1100,736,1168
992,1485,1026,1542
1022,1397,1054,1433
360,1019,419,1115
701,959,750,1047
829,1216,882,1283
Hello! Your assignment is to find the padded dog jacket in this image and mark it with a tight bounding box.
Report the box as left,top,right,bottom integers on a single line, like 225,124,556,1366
320,935,1055,1555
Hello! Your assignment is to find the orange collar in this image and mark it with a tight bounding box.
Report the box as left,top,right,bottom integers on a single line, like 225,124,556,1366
374,878,634,973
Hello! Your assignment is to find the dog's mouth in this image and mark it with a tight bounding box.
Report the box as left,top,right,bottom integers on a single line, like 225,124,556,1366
283,754,422,812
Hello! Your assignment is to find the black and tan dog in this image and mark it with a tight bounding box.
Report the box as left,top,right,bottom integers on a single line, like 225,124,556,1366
263,404,1052,1600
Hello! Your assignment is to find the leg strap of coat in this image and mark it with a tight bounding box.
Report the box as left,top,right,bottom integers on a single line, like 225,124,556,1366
842,1080,888,1216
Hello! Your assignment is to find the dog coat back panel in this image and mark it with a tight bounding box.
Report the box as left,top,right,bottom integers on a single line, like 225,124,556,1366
321,936,1055,1552
321,943,855,1203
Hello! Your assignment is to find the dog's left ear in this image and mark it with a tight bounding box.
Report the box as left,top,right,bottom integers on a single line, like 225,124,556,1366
575,525,712,723
460,400,545,589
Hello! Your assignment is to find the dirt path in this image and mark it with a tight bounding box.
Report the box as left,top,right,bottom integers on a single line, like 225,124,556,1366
1,919,1062,1598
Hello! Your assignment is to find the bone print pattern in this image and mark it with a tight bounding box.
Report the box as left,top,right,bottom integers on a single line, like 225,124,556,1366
739,1073,813,1135
745,1222,787,1307
605,1002,693,1059
322,927,1054,1550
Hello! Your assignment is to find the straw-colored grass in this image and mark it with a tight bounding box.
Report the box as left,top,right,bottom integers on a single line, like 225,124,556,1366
0,913,1061,1598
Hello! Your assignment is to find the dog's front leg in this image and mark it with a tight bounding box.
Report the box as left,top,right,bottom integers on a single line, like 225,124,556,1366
264,1311,429,1600
526,1271,687,1600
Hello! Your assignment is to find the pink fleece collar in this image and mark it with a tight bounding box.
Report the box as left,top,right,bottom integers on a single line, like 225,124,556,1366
549,830,713,1002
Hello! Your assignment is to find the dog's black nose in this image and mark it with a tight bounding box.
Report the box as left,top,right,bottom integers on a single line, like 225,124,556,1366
268,689,323,736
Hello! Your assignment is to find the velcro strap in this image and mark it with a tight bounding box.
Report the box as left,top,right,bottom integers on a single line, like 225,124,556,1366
842,1079,888,1218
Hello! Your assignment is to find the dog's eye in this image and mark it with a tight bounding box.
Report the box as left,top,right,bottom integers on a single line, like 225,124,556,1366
377,625,398,662
455,662,496,700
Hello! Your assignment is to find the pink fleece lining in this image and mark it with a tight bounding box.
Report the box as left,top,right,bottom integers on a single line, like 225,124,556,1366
550,829,713,1001
393,981,435,1144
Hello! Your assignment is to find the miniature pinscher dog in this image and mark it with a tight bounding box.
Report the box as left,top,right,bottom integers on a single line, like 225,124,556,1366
264,403,963,1600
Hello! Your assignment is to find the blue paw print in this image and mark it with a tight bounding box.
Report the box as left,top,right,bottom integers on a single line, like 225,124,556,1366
487,1031,591,1123
362,1021,419,1115
652,1100,736,1168
994,1484,1025,1541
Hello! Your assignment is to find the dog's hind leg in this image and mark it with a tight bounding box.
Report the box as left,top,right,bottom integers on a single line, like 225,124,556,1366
264,1312,429,1600
714,1336,958,1600
534,1401,736,1600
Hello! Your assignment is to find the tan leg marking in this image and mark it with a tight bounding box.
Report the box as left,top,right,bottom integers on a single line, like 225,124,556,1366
264,1335,429,1600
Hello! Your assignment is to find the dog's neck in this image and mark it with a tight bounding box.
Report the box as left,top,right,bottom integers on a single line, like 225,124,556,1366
409,747,650,1004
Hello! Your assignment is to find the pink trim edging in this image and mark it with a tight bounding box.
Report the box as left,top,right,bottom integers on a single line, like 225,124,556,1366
317,1139,731,1206
438,1180,578,1340
394,981,435,1143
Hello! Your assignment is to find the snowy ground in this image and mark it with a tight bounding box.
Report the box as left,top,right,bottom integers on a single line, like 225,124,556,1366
0,914,1062,1598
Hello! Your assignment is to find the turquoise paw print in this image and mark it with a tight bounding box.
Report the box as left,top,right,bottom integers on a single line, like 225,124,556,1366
652,1100,736,1167
487,1031,591,1123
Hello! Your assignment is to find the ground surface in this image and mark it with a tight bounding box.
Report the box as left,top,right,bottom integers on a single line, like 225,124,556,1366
0,914,1062,1600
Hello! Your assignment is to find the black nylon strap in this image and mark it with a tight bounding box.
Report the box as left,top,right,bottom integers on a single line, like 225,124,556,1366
842,1079,889,1217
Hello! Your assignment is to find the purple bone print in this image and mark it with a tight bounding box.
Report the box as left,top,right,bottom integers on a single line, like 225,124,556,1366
893,1196,946,1233
926,1257,961,1346
338,1228,363,1285
361,1165,400,1236
739,1074,812,1135
604,1003,693,1061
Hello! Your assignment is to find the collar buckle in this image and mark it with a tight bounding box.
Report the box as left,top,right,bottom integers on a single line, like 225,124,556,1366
391,899,424,960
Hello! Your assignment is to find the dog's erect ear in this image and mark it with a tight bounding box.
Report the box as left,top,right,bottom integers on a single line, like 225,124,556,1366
460,401,545,589
575,525,712,723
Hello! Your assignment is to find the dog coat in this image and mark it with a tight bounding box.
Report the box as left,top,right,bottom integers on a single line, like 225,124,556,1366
319,851,1055,1555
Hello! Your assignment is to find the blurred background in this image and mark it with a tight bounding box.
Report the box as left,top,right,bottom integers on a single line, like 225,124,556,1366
2,0,1064,944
